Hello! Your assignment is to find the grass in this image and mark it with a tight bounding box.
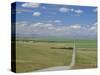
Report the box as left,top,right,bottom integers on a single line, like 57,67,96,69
16,41,72,72
15,40,97,73
72,48,97,69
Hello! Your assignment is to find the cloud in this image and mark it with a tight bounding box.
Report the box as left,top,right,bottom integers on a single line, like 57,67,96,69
22,2,40,8
33,12,41,16
29,23,81,34
90,26,96,31
42,6,47,9
74,9,83,14
93,8,97,12
16,9,33,13
16,21,31,34
16,21,96,38
89,22,97,32
16,21,28,26
69,24,81,29
31,23,53,28
59,7,83,16
54,20,61,23
16,22,81,34
70,8,74,12
59,7,69,13
30,22,54,31
30,22,43,27
94,22,97,26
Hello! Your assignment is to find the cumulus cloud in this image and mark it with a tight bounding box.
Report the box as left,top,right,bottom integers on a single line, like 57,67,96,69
33,12,41,16
74,9,83,14
16,9,33,13
42,6,47,9
70,8,74,12
30,22,43,27
89,22,97,32
93,8,97,12
16,22,81,34
54,20,61,23
69,24,81,29
94,22,97,26
16,21,96,38
59,7,69,13
31,23,53,28
59,7,83,16
90,26,96,31
22,2,40,8
16,21,28,26
16,21,31,34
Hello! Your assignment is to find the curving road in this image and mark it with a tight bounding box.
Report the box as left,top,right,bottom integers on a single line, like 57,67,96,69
36,41,76,72
36,66,71,72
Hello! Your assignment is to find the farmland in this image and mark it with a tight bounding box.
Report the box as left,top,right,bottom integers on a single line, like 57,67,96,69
16,39,97,73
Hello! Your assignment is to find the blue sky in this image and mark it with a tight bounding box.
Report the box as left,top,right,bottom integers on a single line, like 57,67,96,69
15,2,97,39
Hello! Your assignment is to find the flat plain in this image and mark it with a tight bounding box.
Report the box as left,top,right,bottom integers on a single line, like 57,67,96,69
16,39,97,73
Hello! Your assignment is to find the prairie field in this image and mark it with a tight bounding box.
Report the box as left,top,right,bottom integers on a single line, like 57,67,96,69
14,2,97,73
16,39,97,73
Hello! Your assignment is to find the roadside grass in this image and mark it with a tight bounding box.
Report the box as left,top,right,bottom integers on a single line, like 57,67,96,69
16,41,72,73
16,40,97,72
72,48,97,69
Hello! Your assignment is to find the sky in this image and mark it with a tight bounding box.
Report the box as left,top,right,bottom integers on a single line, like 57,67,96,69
14,2,97,39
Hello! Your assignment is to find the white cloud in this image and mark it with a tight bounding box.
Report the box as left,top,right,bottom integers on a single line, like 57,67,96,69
70,8,74,12
54,20,61,23
59,7,69,13
74,9,83,14
90,26,96,31
30,22,43,27
16,21,96,38
22,2,40,8
16,9,33,13
42,6,47,9
69,24,81,29
55,28,61,31
89,23,97,32
94,22,97,26
16,21,28,26
16,22,82,34
47,26,55,30
45,24,53,27
93,8,97,12
33,12,41,16
59,7,83,16
16,21,31,34
30,22,53,28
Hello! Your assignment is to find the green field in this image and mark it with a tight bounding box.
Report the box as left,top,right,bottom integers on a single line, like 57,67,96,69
16,40,97,73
